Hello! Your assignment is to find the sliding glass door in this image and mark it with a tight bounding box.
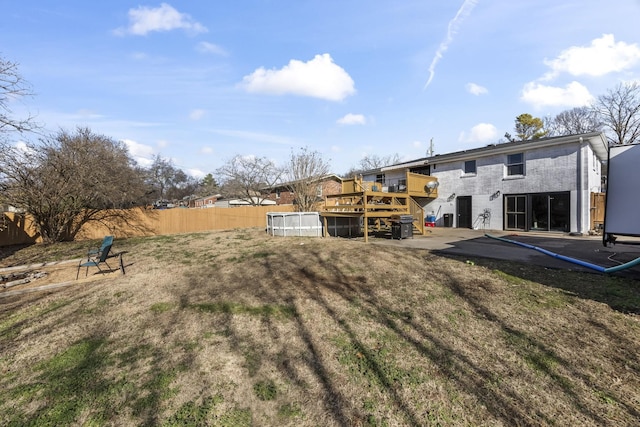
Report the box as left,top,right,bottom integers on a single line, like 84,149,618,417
506,192,570,232
505,195,527,230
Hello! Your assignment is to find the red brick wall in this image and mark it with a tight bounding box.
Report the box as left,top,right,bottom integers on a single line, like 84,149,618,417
195,196,218,208
276,190,296,205
321,180,342,196
265,178,342,206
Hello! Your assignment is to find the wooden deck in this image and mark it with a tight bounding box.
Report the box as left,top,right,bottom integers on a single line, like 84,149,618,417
321,172,438,242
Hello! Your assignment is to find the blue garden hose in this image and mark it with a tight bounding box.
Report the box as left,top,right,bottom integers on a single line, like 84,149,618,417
485,234,640,274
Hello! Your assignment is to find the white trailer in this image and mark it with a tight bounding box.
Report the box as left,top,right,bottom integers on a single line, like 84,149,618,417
603,143,640,245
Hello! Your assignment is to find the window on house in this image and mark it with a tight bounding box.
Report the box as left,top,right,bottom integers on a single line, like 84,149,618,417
507,153,524,176
275,189,281,199
375,174,385,184
316,185,323,197
410,165,431,175
464,160,476,174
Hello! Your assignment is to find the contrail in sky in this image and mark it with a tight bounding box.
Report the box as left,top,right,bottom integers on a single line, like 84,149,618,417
424,0,479,90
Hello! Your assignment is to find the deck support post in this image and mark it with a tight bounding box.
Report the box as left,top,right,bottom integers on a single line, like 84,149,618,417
364,215,368,243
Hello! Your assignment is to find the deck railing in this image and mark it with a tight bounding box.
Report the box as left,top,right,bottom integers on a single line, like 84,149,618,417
341,172,438,198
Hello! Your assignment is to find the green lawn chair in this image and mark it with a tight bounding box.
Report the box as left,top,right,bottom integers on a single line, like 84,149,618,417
88,235,113,257
77,241,113,279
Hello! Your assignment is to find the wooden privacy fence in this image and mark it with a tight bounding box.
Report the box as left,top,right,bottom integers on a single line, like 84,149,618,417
590,192,605,231
0,205,296,247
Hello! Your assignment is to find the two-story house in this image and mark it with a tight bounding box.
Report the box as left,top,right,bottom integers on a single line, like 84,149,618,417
363,132,607,234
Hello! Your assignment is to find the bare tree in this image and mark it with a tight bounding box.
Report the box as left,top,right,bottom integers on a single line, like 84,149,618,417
0,127,147,243
146,155,192,202
216,155,283,206
344,153,401,177
0,56,38,136
592,82,640,145
359,153,401,170
546,107,602,137
285,147,331,212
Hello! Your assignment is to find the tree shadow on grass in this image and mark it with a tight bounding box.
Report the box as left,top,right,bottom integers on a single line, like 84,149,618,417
437,251,640,315
0,243,37,266
206,243,640,426
432,234,640,315
23,232,633,426
3,333,126,426
272,250,556,426
196,249,520,424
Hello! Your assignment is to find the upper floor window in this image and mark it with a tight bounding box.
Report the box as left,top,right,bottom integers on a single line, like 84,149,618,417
507,153,524,176
275,189,281,199
410,165,431,175
316,185,323,197
375,173,385,184
464,160,476,175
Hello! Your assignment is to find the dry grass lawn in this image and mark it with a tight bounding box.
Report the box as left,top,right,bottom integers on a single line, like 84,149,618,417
1,228,639,426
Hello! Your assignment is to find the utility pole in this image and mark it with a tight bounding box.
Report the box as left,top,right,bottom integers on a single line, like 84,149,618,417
427,138,434,157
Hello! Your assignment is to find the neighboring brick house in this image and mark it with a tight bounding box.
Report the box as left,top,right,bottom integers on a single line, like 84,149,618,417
265,174,343,206
362,132,608,234
194,194,221,208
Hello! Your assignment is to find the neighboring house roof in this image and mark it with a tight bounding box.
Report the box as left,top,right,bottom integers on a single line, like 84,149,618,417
349,167,383,177
380,132,609,172
1,204,24,213
215,197,277,207
265,174,343,191
196,194,222,201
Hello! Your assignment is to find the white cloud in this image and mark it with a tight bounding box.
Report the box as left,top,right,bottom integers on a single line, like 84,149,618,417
115,3,207,36
424,0,479,89
187,168,206,178
520,81,594,108
196,41,228,56
74,109,104,119
543,34,640,80
189,109,206,120
337,113,366,125
200,146,213,154
459,123,498,143
466,82,488,95
241,54,356,101
331,145,342,152
412,140,423,148
14,141,36,158
122,138,155,166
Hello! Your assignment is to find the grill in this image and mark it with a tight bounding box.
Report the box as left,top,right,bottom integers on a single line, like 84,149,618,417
390,215,414,239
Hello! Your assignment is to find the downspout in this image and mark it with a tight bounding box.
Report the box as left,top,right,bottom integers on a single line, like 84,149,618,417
576,137,584,233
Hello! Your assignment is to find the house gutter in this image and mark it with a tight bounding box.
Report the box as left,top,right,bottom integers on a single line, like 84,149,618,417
381,132,609,173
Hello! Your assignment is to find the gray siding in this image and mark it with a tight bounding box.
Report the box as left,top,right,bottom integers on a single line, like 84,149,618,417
422,142,599,233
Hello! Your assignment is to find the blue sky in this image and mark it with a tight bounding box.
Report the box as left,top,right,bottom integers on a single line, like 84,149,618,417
3,1,640,177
